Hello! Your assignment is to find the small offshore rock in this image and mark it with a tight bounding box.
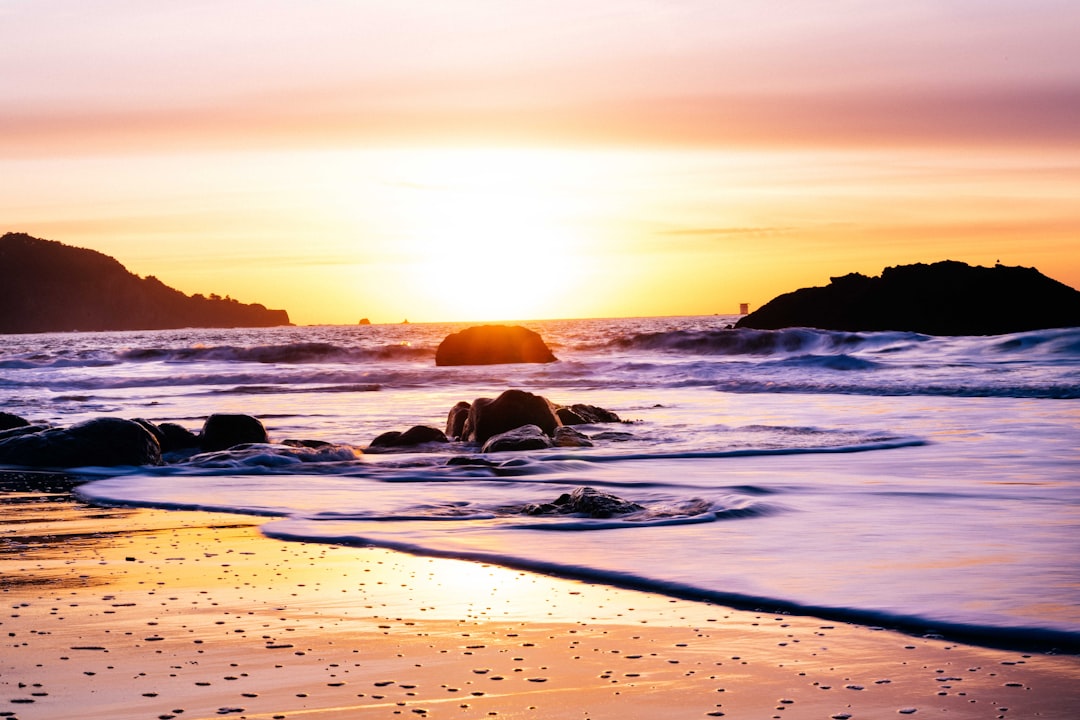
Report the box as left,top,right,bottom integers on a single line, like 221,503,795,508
368,425,448,451
0,412,31,431
200,413,269,452
481,425,553,453
523,486,644,518
556,404,622,425
445,401,471,440
158,422,200,452
553,426,593,447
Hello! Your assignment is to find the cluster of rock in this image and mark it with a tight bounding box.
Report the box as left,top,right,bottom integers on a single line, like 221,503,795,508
0,391,626,469
0,412,269,468
367,389,624,454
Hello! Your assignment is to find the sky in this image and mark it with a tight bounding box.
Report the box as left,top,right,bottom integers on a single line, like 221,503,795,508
3,0,1079,324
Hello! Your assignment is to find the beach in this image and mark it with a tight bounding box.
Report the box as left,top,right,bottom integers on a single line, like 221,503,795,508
4,472,1078,720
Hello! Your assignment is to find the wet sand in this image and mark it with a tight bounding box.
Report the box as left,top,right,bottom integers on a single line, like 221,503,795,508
3,472,1078,719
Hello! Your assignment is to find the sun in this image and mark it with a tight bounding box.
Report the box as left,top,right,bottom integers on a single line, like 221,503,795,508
391,149,591,321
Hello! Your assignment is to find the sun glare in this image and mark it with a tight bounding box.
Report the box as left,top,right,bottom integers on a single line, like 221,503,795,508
387,149,593,322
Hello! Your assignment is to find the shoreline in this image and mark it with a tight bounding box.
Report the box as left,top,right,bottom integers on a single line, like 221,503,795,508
3,475,1079,719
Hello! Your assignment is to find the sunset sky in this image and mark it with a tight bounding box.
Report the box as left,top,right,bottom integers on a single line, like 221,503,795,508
3,1,1079,324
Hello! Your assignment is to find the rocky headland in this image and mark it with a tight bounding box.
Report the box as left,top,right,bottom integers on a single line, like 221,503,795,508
0,232,290,333
736,260,1080,335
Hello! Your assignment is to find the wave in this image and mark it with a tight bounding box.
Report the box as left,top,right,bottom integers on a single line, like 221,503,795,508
118,341,431,364
260,517,1080,654
604,327,929,357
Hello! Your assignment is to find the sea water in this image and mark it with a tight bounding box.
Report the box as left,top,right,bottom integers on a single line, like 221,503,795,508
1,317,1077,650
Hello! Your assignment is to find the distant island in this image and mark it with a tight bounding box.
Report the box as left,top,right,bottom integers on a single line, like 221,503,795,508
0,232,291,334
736,260,1080,335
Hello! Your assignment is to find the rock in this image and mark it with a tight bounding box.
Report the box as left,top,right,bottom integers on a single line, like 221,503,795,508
553,426,593,447
481,424,553,453
736,260,1080,335
282,438,334,449
465,389,561,444
0,424,50,441
0,417,162,468
0,412,30,431
157,422,200,453
555,403,621,425
522,486,644,518
445,401,471,440
199,414,269,452
590,430,635,442
435,325,557,366
368,425,448,450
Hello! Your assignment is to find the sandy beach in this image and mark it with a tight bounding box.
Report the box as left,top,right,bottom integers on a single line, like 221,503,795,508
2,471,1078,720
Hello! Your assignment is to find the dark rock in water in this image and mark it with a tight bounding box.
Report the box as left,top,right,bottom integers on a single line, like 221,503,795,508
556,403,622,425
158,422,200,452
445,456,500,467
0,412,30,431
0,424,50,441
445,401,471,440
736,260,1080,335
283,438,335,449
435,325,557,366
589,430,635,442
199,413,269,452
553,426,593,447
481,424,553,453
368,425,449,450
0,417,162,468
465,389,561,444
522,486,644,518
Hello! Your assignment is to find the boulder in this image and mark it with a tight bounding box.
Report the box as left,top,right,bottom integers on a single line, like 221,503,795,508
553,426,593,447
735,260,1080,335
199,413,269,452
445,401,471,440
0,417,162,468
368,425,449,450
464,389,561,444
158,422,200,453
0,412,30,431
522,486,644,518
555,403,621,425
481,424,553,453
435,325,557,366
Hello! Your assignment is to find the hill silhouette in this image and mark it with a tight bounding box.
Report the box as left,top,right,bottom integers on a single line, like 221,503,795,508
736,260,1080,335
0,233,290,333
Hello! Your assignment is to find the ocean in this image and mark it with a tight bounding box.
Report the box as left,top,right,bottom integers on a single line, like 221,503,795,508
2,316,1078,651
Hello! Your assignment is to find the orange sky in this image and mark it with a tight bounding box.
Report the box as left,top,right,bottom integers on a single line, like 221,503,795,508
3,1,1079,324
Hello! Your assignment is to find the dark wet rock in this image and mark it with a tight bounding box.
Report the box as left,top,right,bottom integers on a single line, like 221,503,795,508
555,403,622,425
199,413,269,452
481,424,553,453
368,425,448,450
522,486,644,518
0,412,30,431
283,438,334,449
465,389,561,444
435,325,557,366
445,401,471,440
158,422,200,452
0,417,162,468
445,456,500,467
736,260,1080,335
589,430,635,442
553,426,593,447
0,424,50,441
132,418,165,446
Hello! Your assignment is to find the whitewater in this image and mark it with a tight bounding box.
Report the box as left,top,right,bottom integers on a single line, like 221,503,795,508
2,316,1078,652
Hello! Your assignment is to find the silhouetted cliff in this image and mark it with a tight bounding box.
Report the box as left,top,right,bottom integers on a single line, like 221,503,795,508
0,233,291,333
736,260,1080,335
